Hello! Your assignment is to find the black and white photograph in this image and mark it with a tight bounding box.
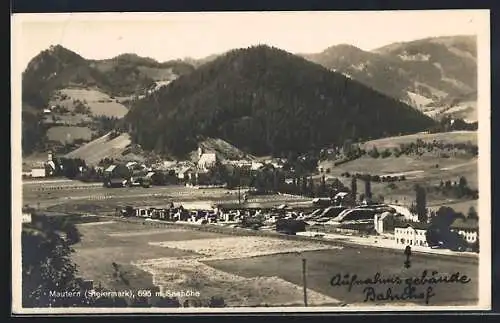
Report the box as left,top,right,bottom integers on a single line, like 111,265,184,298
11,10,491,313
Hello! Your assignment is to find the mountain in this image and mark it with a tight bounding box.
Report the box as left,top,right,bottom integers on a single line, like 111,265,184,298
21,45,196,155
22,45,196,109
182,54,221,68
88,53,195,91
302,35,477,121
22,45,107,108
125,45,436,158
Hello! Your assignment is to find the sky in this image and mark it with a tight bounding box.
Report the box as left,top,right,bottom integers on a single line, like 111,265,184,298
13,10,488,71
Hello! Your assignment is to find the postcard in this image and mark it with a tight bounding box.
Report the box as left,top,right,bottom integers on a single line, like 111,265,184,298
11,10,491,314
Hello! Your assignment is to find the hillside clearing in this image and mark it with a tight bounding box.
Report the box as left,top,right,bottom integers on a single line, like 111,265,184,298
46,126,93,144
361,131,477,150
42,114,93,125
64,132,132,165
189,137,256,161
55,88,129,118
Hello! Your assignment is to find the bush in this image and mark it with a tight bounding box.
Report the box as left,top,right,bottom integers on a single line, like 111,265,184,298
209,296,226,307
387,183,398,190
381,149,392,158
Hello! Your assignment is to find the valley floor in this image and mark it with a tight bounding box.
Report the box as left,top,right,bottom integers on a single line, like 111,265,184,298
70,218,478,307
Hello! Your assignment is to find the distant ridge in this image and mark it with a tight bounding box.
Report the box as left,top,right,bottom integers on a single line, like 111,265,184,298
302,35,477,121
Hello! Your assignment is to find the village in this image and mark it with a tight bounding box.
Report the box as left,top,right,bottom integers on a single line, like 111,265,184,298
22,141,480,255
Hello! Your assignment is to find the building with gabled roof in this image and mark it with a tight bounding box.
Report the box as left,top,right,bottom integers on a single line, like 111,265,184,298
450,218,479,244
394,222,431,247
197,152,217,173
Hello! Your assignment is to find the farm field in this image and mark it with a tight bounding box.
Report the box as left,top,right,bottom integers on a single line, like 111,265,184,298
54,88,128,118
318,155,478,209
360,131,477,150
73,219,342,307
206,246,478,306
71,219,478,307
64,132,132,165
42,113,93,125
46,126,94,144
318,130,479,212
22,183,310,212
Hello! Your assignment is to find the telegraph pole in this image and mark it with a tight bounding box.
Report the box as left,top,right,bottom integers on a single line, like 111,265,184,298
238,173,241,205
302,258,308,307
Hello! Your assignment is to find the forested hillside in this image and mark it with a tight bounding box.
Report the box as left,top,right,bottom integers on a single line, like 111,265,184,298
126,45,436,158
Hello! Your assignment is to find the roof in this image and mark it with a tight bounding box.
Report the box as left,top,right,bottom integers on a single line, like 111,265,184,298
105,165,117,172
450,218,479,230
199,153,217,163
335,192,350,198
394,222,431,230
47,160,56,170
177,166,193,174
126,161,137,168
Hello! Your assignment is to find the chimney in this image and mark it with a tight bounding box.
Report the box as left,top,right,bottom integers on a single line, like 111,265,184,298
48,151,53,162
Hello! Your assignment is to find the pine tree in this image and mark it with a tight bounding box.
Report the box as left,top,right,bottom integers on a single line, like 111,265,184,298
320,175,327,197
351,177,357,204
467,206,478,220
415,184,428,222
364,179,372,203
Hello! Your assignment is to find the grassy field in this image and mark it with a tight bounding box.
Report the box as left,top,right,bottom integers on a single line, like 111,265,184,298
73,220,342,307
136,66,177,81
360,131,477,150
71,219,478,307
46,126,94,144
207,246,478,306
64,132,132,165
318,131,479,211
55,88,128,118
319,154,478,207
42,114,93,126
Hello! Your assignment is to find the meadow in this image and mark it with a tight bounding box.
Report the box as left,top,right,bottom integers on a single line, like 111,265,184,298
46,126,94,144
54,88,128,118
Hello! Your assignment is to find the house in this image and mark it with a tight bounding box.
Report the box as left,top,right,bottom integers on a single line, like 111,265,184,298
31,168,46,178
177,166,193,180
197,152,217,172
103,164,131,184
22,209,33,223
450,218,479,244
126,161,138,169
333,192,353,206
251,161,264,171
374,212,398,234
394,222,430,247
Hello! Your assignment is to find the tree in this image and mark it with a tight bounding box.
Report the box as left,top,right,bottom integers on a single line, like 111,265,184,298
364,179,372,203
425,206,464,248
381,148,392,158
22,215,86,307
467,206,478,220
415,184,428,223
458,176,469,197
351,177,357,204
369,147,380,158
320,175,327,197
